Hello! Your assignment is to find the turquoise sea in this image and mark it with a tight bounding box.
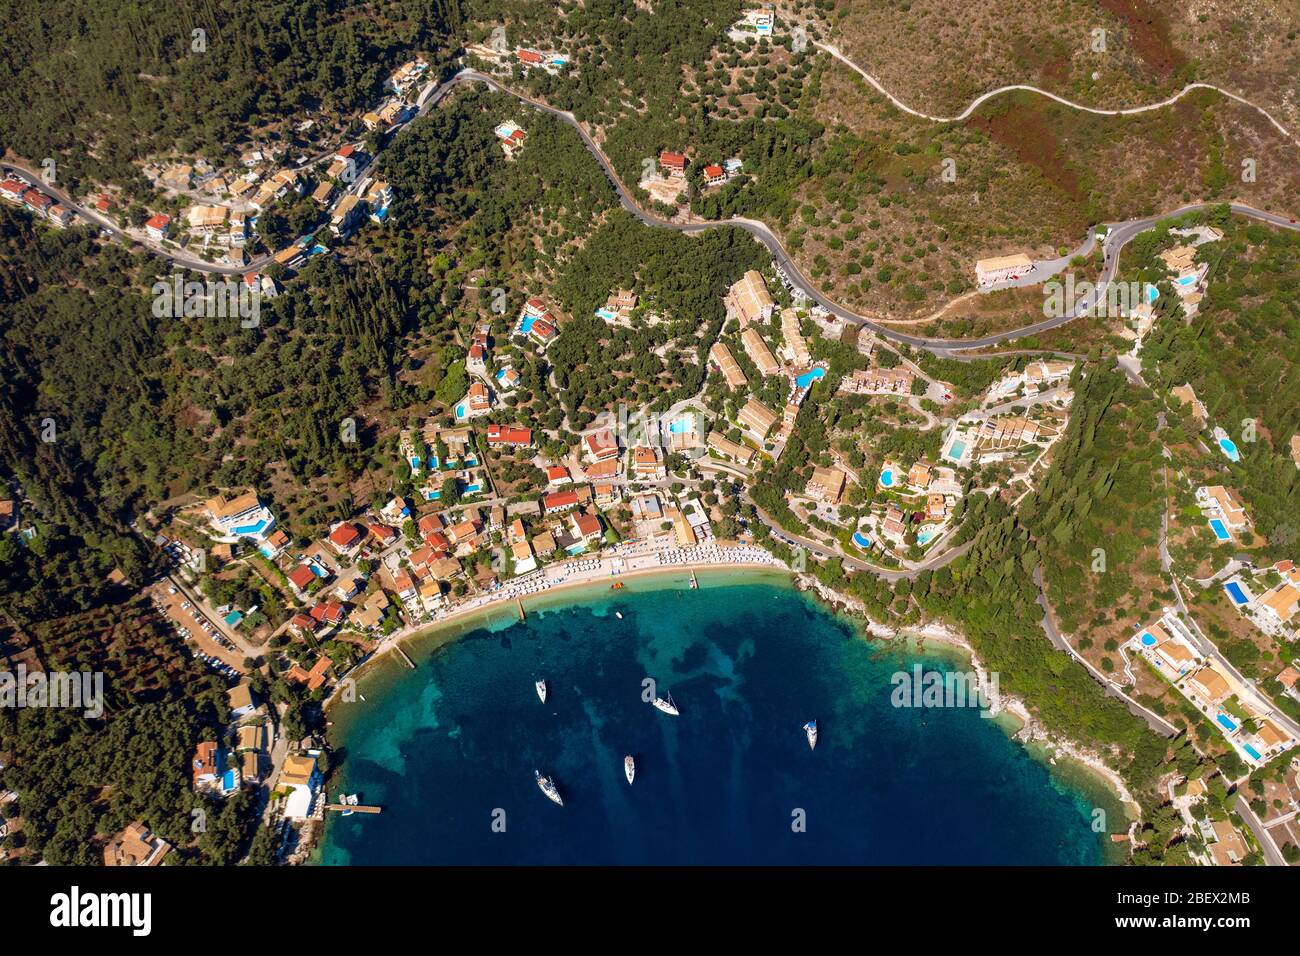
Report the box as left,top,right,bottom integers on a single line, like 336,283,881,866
318,573,1116,865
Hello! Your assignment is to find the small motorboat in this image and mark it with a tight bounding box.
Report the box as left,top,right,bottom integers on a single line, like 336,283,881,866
535,679,547,704
804,720,818,751
624,755,635,785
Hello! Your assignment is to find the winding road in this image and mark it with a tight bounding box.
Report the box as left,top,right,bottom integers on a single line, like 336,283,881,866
816,42,1300,149
4,61,1298,356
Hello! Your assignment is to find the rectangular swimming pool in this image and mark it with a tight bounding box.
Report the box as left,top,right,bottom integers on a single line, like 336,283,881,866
1216,713,1239,733
1224,581,1248,605
1208,518,1230,541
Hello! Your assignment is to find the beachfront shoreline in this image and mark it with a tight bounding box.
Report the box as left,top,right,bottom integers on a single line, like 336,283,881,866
325,556,790,709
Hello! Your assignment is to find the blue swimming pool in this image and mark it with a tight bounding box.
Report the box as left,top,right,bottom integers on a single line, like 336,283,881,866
945,440,966,462
409,455,422,470
1176,274,1197,287
224,611,243,627
1243,744,1262,761
1140,632,1157,647
230,517,272,537
518,315,538,334
465,483,482,494
1218,438,1240,462
594,306,617,321
454,404,466,419
1216,713,1238,733
1145,284,1158,304
668,418,691,434
795,367,826,390
917,526,939,546
880,468,894,487
852,531,872,550
310,564,327,578
1224,581,1248,605
1209,518,1230,541
221,769,237,791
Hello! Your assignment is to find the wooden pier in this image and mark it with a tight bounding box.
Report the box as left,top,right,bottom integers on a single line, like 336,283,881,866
517,598,526,621
323,803,383,814
392,642,416,669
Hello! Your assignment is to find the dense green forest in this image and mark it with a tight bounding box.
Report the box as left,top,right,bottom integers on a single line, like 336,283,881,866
1140,213,1300,558
0,0,465,189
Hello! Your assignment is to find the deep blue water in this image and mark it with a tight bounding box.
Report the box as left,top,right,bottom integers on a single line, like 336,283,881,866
319,576,1107,865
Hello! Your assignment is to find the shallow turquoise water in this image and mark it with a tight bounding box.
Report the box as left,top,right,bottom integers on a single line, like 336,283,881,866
319,578,1106,865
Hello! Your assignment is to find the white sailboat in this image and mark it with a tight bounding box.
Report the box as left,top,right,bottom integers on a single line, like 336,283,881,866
535,679,547,703
651,692,679,716
624,755,635,784
804,720,818,751
535,770,563,806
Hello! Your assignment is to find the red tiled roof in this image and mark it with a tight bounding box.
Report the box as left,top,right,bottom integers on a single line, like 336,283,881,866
516,49,545,64
328,523,363,549
369,522,397,542
544,490,579,512
290,612,316,631
659,150,687,170
144,213,170,230
287,565,316,590
703,164,724,179
487,424,533,445
310,601,345,624
192,741,219,782
306,656,333,690
574,513,601,537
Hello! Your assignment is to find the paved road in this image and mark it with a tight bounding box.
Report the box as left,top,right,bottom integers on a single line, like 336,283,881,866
740,490,973,581
816,41,1300,149
1235,793,1287,866
5,71,1297,354
1033,566,1180,738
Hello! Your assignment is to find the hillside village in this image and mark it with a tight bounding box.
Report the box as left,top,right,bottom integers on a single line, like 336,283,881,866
1,5,1298,872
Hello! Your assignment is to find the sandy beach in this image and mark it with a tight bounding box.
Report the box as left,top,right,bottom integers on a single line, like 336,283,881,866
326,545,788,707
